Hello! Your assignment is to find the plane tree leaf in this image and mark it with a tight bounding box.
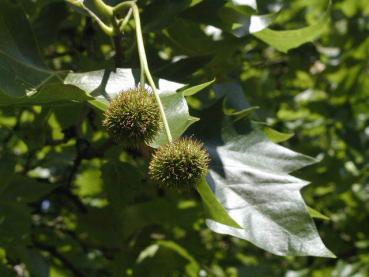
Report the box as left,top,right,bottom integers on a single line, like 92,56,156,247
64,68,212,147
0,202,30,247
195,103,335,257
0,0,91,105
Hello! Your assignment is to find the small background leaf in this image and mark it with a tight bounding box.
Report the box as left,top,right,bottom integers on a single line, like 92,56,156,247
253,1,331,52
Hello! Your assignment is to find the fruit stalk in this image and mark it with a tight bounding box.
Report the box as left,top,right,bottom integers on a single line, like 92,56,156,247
90,0,113,18
131,4,173,143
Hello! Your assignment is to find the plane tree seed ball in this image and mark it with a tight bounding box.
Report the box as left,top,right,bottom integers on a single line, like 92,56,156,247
103,87,161,146
149,138,210,190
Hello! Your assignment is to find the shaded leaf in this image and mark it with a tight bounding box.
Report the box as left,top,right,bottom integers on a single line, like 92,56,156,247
102,161,144,207
118,199,200,239
0,0,51,98
78,199,200,248
134,240,197,277
0,155,15,193
156,241,201,277
142,0,198,32
14,247,49,277
0,176,59,203
77,206,125,249
0,0,91,105
0,202,30,246
0,265,14,277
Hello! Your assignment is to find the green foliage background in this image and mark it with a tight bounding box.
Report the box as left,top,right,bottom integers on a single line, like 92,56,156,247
0,0,368,276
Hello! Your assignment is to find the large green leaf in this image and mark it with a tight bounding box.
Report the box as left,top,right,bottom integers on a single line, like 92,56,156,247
0,0,91,105
0,0,51,98
204,117,335,257
65,68,212,147
193,102,334,257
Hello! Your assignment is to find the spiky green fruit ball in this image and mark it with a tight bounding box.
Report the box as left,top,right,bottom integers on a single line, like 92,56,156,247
103,87,161,146
149,138,210,190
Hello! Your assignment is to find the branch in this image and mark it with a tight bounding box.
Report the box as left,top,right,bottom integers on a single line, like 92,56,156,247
112,32,124,67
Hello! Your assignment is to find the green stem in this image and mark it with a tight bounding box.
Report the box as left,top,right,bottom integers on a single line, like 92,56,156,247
131,4,173,143
113,1,144,86
90,0,113,18
113,1,136,15
119,7,133,33
83,4,114,36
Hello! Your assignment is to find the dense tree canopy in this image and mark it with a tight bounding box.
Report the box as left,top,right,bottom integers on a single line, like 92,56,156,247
0,0,368,276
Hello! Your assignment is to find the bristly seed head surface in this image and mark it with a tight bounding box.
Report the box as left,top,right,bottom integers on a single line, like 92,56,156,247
103,87,161,146
149,138,210,190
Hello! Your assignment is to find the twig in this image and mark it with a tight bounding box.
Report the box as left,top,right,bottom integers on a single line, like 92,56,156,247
112,33,124,67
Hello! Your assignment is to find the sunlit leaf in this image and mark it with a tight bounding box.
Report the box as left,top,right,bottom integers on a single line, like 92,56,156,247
253,2,331,53
195,104,335,257
65,68,212,147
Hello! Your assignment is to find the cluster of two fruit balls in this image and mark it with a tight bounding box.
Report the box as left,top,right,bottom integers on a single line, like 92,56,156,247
103,87,210,190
